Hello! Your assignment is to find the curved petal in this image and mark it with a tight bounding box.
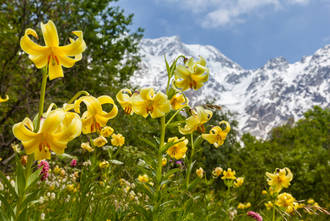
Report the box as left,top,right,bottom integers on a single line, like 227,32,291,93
81,113,94,134
58,31,86,56
34,148,51,160
202,133,217,145
20,28,49,56
74,96,102,114
48,62,63,80
12,118,37,141
219,121,231,134
41,20,59,47
41,109,65,133
97,96,118,119
116,89,132,104
151,92,170,118
139,88,154,100
51,112,82,153
29,54,48,68
0,95,9,103
58,55,80,68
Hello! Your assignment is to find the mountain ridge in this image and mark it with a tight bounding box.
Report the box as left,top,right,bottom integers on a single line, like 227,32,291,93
130,36,330,138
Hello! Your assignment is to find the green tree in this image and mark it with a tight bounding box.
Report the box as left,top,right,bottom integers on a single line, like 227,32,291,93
0,0,143,160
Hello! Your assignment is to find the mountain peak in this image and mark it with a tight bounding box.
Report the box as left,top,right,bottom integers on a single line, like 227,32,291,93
132,37,330,139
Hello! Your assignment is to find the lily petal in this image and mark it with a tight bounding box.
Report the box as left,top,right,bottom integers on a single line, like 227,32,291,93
59,31,86,56
20,28,49,56
97,96,118,119
41,20,59,47
48,62,64,80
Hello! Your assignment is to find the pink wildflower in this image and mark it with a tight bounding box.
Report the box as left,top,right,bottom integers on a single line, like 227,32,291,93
70,159,77,167
247,211,263,221
38,160,49,181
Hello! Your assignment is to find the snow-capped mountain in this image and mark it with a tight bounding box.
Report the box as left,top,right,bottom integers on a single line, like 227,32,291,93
130,36,330,138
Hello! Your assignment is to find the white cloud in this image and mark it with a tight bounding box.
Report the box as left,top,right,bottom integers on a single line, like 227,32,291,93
160,0,310,28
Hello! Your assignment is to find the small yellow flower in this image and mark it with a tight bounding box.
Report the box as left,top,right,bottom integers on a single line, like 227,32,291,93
162,157,167,166
116,89,138,115
20,20,86,80
74,95,118,134
265,201,273,210
202,121,230,148
100,126,114,137
276,192,296,209
0,95,9,103
212,167,223,178
99,161,110,169
12,109,82,160
179,106,212,134
262,190,268,195
53,165,61,174
166,137,188,159
81,142,94,152
222,168,236,180
11,143,21,153
196,167,204,178
138,174,149,183
234,177,244,188
66,184,75,192
170,93,188,110
266,167,293,193
60,169,66,177
307,198,315,204
93,136,107,147
174,56,209,91
132,88,170,118
111,133,125,147
237,202,251,209
237,203,245,209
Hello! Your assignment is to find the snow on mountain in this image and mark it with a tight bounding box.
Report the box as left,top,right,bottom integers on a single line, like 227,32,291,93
130,36,330,138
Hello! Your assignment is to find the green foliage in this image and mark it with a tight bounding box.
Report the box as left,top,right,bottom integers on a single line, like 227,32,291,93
225,106,329,207
0,0,143,158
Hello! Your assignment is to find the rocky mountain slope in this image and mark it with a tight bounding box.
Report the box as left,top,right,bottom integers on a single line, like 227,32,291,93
130,36,330,138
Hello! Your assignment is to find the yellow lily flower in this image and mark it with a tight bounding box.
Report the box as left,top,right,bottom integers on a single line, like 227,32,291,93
179,106,213,134
196,167,204,178
116,89,138,115
0,95,9,103
166,137,188,159
170,93,189,110
266,167,293,193
12,109,82,160
132,88,170,118
275,192,296,211
93,136,108,147
221,168,236,180
111,133,125,147
265,201,273,210
74,95,118,134
20,20,86,80
174,56,209,91
138,174,149,183
202,121,230,148
234,177,244,187
212,167,223,178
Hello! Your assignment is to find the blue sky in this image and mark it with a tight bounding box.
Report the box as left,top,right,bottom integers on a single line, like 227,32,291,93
116,0,330,69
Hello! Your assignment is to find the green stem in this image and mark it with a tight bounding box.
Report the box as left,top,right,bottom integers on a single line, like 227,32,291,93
35,68,48,132
67,90,90,104
272,202,276,221
165,107,184,127
156,116,166,183
186,133,195,189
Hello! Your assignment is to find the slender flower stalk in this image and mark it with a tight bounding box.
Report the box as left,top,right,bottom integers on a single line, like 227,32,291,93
35,68,48,132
